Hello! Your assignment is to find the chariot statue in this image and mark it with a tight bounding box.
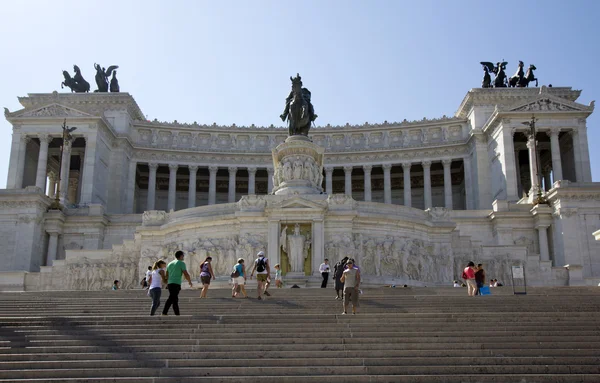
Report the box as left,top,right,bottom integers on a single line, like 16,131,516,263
480,61,508,88
94,63,119,92
508,61,538,87
61,65,90,93
280,74,317,136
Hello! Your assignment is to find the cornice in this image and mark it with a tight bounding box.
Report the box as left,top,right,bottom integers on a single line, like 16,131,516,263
455,87,582,119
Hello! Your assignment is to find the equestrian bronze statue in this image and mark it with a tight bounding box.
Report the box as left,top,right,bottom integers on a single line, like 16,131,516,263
61,65,90,93
509,61,538,87
280,74,317,136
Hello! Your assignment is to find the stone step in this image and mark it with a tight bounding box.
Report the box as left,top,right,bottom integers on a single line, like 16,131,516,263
2,364,600,379
0,375,599,383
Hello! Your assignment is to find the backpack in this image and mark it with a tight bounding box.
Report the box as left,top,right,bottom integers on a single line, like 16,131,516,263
256,257,266,273
230,265,240,279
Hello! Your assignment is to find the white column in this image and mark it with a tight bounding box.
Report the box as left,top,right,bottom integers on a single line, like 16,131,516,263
537,225,550,262
325,167,333,195
442,159,453,209
147,163,158,210
168,164,178,211
312,219,325,276
248,166,257,195
515,149,522,197
503,129,518,201
80,136,97,204
15,136,30,189
548,128,563,182
267,220,280,267
526,135,540,195
35,135,52,190
402,162,411,207
344,166,353,197
383,164,392,204
363,165,372,202
6,132,23,188
59,140,72,202
48,172,57,198
463,156,474,210
188,165,198,209
126,160,137,214
228,166,238,203
422,161,432,209
208,166,218,205
46,233,59,266
267,168,274,194
576,124,592,182
571,130,582,182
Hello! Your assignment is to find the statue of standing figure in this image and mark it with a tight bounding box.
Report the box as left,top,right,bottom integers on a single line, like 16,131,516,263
480,61,508,88
288,224,307,273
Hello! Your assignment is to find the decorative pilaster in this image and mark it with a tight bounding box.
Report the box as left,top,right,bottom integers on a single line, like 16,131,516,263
325,167,333,195
35,135,52,190
548,128,563,183
537,225,550,262
168,164,178,211
382,164,392,204
6,132,23,188
147,163,158,211
363,165,372,202
344,166,353,197
59,139,72,202
46,233,59,266
248,166,257,195
267,168,274,194
526,135,540,197
442,159,453,209
208,166,218,205
402,162,411,207
228,166,238,203
125,160,137,214
15,135,31,189
503,128,518,201
188,165,198,209
80,135,97,204
422,161,432,209
48,171,57,198
576,122,592,182
571,130,582,182
463,156,474,210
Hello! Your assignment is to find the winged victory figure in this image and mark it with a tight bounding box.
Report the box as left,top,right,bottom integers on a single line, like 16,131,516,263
94,63,119,92
480,61,508,88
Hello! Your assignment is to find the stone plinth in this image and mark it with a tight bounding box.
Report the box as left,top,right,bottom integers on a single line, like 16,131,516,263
272,136,324,195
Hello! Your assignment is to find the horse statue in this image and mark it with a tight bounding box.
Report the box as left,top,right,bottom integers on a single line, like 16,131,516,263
509,60,525,87
94,63,119,92
523,64,538,87
61,65,90,93
480,61,508,88
280,73,317,137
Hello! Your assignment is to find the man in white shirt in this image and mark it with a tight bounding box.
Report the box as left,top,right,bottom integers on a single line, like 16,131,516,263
319,259,331,288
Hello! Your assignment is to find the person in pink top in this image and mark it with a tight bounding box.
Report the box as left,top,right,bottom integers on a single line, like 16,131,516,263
462,261,477,296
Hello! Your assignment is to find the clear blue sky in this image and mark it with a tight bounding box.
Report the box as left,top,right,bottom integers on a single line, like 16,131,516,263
1,0,599,185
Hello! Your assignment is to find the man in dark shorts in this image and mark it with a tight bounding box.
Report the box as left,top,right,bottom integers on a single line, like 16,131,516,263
340,259,360,315
250,251,271,300
333,257,349,300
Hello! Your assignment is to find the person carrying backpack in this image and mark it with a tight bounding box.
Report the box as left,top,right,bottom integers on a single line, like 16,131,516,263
250,251,271,300
333,257,349,300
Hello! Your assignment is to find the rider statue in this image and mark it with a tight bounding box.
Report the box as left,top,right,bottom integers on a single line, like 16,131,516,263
280,74,317,136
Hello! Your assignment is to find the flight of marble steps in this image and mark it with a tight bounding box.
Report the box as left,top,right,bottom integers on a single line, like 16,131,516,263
0,287,599,382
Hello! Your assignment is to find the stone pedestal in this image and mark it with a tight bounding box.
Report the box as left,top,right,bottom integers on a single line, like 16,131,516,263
272,136,324,195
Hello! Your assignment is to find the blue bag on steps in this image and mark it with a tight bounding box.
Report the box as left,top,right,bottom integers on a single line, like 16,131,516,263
479,286,491,295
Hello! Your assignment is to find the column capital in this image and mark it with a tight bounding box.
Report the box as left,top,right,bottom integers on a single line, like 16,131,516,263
547,128,561,137
209,165,219,173
343,165,353,172
442,159,452,166
20,135,31,144
148,162,159,171
38,134,53,144
362,164,372,173
422,160,432,168
247,166,257,174
168,163,179,172
401,162,411,170
267,167,274,175
324,166,334,174
228,166,238,173
382,163,392,171
188,165,199,172
526,139,535,149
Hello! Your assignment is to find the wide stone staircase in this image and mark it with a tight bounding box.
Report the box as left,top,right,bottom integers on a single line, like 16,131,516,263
0,286,599,382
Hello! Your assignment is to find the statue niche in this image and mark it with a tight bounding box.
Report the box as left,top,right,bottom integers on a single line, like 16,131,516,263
280,223,312,275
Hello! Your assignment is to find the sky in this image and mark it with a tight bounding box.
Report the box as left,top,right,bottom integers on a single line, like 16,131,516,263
1,0,599,186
